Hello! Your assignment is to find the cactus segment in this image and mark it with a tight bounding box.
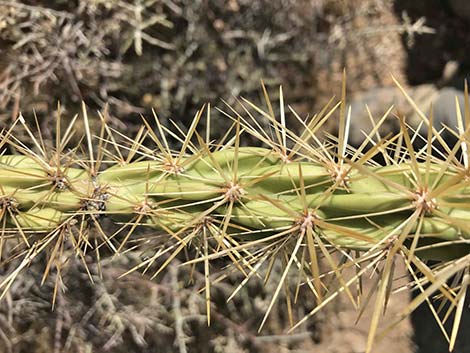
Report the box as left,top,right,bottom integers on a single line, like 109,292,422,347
0,83,469,353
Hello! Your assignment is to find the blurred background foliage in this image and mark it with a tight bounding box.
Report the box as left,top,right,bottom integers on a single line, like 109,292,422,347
0,1,469,352
0,0,414,132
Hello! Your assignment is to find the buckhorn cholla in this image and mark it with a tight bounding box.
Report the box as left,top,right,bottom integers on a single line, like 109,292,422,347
0,77,469,352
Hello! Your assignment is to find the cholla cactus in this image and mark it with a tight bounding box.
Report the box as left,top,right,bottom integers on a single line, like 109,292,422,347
0,78,469,353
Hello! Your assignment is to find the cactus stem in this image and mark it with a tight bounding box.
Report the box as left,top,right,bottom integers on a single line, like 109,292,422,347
0,81,469,352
